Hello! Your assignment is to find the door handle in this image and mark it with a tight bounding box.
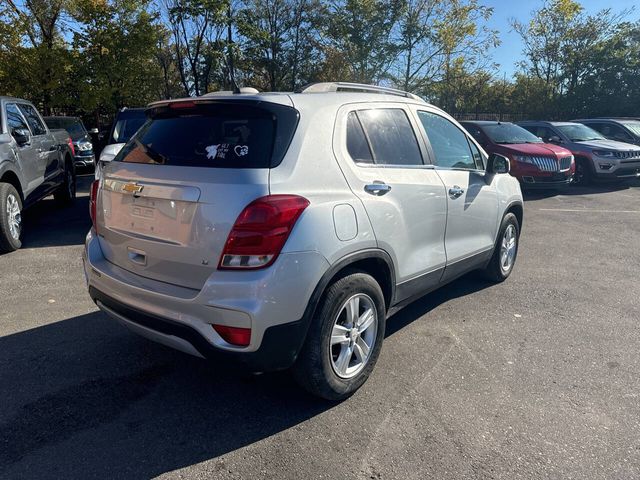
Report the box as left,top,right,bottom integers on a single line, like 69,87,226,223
448,186,464,199
364,182,392,196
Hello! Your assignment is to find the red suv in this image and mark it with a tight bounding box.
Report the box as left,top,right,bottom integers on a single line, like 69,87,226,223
461,121,574,189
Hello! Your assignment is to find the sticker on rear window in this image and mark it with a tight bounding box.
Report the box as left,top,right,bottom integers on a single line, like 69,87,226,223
206,144,219,159
206,143,249,161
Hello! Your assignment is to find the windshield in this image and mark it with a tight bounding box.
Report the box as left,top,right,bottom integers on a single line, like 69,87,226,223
111,111,147,143
45,118,86,139
482,123,543,144
557,124,605,142
621,121,640,137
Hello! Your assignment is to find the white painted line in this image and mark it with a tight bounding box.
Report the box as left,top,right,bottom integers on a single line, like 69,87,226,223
539,208,640,213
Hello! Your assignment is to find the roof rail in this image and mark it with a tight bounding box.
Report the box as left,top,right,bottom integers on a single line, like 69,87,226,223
299,82,424,102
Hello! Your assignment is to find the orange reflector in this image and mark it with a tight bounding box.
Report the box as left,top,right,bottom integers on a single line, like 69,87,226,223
212,324,251,347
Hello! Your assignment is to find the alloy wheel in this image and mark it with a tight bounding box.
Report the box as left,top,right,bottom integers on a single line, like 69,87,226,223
500,224,517,274
329,293,378,379
6,193,21,240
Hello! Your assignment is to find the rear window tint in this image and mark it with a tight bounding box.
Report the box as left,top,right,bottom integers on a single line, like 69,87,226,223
357,109,422,166
115,104,279,168
346,111,373,163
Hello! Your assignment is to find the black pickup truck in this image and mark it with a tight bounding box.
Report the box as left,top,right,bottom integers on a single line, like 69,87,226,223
0,97,76,252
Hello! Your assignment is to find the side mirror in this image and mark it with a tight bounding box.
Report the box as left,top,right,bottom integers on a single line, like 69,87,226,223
487,153,510,174
89,128,99,135
548,135,562,144
11,128,31,146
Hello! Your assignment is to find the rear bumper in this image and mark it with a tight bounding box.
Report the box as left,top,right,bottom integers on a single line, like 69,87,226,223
83,229,330,371
89,287,308,371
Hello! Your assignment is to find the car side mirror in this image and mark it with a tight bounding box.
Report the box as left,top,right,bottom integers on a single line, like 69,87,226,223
487,153,510,174
548,135,562,144
89,128,99,135
11,128,31,146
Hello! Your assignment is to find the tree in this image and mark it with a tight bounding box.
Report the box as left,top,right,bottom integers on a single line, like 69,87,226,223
164,0,228,96
4,0,71,113
236,0,323,91
324,0,403,84
394,0,498,95
70,0,165,116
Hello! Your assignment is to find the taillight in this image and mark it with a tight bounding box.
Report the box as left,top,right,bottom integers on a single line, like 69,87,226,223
68,137,75,156
212,324,251,347
89,180,99,231
218,194,310,270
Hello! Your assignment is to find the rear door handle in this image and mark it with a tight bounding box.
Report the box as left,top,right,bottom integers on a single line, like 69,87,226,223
364,182,392,196
448,186,464,199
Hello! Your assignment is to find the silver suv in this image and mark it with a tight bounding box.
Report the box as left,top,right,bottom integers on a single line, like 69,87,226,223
83,83,523,400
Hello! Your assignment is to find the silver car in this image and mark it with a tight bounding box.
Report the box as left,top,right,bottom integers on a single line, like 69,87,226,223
83,83,523,400
518,121,640,184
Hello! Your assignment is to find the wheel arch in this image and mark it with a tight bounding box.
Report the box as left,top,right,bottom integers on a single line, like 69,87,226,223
293,249,396,361
505,201,523,232
0,169,24,201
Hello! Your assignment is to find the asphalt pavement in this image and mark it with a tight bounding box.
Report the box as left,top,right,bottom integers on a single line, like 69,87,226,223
1,175,639,479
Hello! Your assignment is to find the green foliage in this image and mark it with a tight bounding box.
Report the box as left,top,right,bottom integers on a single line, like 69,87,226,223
0,0,637,121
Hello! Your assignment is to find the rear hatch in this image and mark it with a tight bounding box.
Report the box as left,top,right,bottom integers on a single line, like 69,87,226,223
96,99,299,290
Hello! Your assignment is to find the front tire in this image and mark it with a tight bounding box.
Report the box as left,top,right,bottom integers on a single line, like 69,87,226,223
0,183,23,252
54,162,76,205
483,212,519,282
293,272,386,401
572,158,591,186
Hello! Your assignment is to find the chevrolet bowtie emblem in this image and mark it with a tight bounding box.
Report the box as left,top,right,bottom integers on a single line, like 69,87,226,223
122,183,144,194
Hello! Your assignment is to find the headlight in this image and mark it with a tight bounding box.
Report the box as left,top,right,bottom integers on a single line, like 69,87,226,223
513,155,534,164
78,141,93,151
592,150,615,158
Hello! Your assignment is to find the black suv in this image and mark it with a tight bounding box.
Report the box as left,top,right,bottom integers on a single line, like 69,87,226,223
44,116,95,171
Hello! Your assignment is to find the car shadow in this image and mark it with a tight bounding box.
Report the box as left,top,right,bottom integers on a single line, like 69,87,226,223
20,175,93,249
386,273,489,338
523,179,639,200
0,271,490,478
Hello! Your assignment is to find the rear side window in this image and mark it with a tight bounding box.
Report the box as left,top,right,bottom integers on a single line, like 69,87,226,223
111,112,147,144
115,103,296,169
5,104,28,131
354,109,422,166
17,104,47,135
346,112,373,163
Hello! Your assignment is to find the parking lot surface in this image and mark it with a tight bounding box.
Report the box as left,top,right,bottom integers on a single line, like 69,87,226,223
1,176,639,479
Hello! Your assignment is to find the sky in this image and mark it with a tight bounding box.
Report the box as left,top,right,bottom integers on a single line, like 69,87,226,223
484,0,639,77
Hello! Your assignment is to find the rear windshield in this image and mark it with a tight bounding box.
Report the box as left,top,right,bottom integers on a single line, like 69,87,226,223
45,118,86,138
114,102,297,169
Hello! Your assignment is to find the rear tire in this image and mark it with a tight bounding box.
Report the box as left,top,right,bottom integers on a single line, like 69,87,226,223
293,272,386,401
483,212,519,282
54,162,76,205
0,183,23,252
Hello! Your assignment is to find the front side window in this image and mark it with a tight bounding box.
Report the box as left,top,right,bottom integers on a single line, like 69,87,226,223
355,109,423,166
418,111,476,170
17,104,46,135
6,103,28,131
